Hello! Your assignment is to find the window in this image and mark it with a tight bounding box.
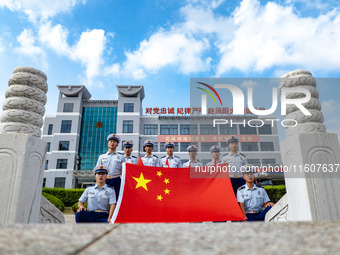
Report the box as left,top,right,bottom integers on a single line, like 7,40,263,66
44,160,49,170
46,142,51,152
58,141,70,151
260,142,274,151
220,125,237,135
220,142,229,152
180,142,191,152
200,124,217,135
63,103,74,112
56,159,68,169
160,125,178,135
42,178,46,188
247,159,261,166
160,142,178,152
152,142,158,152
241,142,259,151
54,177,66,188
262,159,276,165
239,125,257,134
123,120,133,133
201,142,217,152
144,124,158,135
259,124,272,134
60,120,72,133
48,124,53,135
180,142,198,152
124,103,134,112
180,125,198,135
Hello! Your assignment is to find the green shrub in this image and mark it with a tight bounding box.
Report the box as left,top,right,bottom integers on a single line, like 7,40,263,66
72,201,87,213
263,185,286,202
42,192,65,211
42,188,85,207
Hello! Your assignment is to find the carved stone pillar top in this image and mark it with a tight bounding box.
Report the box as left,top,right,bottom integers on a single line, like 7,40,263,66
279,69,326,136
0,67,48,137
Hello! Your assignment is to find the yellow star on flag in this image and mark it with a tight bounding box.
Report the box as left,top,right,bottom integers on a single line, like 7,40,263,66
157,195,163,201
156,171,163,177
133,172,151,191
164,188,170,194
164,178,170,184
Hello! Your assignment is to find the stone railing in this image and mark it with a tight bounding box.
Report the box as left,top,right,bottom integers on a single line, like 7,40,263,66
265,194,289,222
39,196,65,224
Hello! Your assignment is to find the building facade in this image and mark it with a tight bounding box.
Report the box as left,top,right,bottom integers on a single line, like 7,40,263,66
42,85,282,189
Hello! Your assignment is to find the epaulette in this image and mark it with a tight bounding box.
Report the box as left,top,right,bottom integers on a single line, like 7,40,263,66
153,155,158,158
238,185,245,190
106,184,114,189
197,160,202,162
223,153,229,157
239,152,245,157
118,152,124,155
132,156,137,158
161,156,166,158
174,156,180,158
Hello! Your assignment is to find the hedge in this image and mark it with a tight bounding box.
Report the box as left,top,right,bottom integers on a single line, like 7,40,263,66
72,201,87,213
43,185,287,208
263,185,286,202
42,188,85,207
42,192,65,211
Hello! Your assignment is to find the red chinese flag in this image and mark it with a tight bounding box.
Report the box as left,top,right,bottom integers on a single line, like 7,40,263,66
138,156,144,166
112,163,244,223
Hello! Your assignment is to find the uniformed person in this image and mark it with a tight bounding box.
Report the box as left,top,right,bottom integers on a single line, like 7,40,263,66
237,168,274,221
206,145,222,166
96,134,124,198
222,136,248,194
75,165,116,223
141,140,162,167
183,145,203,168
123,140,138,164
161,141,182,168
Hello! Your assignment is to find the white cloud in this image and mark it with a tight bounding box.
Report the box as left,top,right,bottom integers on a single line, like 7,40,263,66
71,29,106,81
241,79,258,88
216,0,340,75
115,29,211,79
38,22,70,55
0,0,86,22
15,28,43,56
0,38,4,53
321,100,338,115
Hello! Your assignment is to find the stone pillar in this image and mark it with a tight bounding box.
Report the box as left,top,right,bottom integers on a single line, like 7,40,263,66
280,70,340,221
0,67,48,223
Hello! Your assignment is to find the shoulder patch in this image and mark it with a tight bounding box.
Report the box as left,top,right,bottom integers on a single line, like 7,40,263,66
238,186,245,190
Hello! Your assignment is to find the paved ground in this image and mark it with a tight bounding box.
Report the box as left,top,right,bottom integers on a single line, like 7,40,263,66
1,221,340,254
64,214,76,225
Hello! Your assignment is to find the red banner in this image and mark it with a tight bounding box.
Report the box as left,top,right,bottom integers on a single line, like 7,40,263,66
158,134,260,143
111,163,244,223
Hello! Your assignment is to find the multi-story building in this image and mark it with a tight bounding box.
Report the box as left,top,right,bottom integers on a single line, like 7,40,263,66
42,85,282,189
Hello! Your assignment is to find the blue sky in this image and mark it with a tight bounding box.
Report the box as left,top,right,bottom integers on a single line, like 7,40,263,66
0,0,340,141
